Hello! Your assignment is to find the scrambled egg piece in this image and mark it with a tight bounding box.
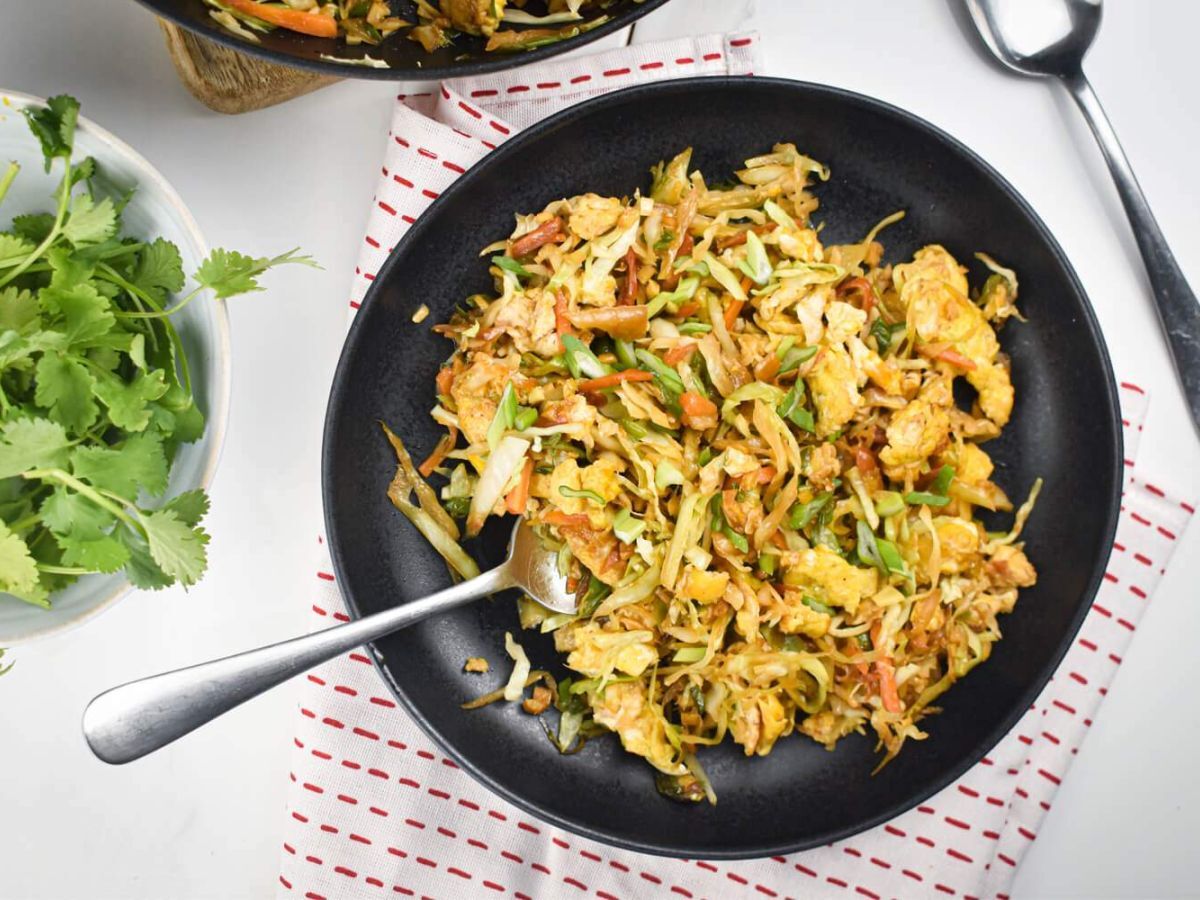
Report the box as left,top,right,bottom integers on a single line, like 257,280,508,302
568,194,625,241
491,288,560,357
567,625,657,678
778,590,832,637
731,692,790,756
879,379,952,473
463,657,489,674
782,546,878,614
678,567,730,603
590,682,685,775
807,345,862,437
988,545,1037,588
440,0,503,35
449,353,518,444
825,300,867,344
543,457,621,528
798,709,861,749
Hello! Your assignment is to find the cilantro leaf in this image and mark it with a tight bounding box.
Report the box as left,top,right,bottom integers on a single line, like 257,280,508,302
0,519,45,607
40,489,115,539
10,213,55,243
128,333,147,371
0,418,72,478
22,94,80,171
117,526,173,591
63,194,118,246
58,534,131,573
38,282,115,344
194,247,317,299
0,232,34,263
141,508,208,588
72,431,169,497
34,353,99,432
0,287,41,334
92,369,168,432
46,245,96,288
131,238,185,302
163,489,210,528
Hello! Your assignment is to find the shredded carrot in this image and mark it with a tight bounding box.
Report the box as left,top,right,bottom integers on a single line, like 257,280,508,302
756,466,777,484
435,364,456,398
418,427,458,478
855,445,878,474
620,246,639,305
510,218,563,257
724,297,745,331
754,353,781,382
717,230,749,250
837,276,877,313
505,458,534,515
224,0,338,36
936,347,978,371
543,510,591,528
576,370,654,392
674,300,701,319
680,391,718,423
663,342,697,365
554,289,573,352
868,621,902,713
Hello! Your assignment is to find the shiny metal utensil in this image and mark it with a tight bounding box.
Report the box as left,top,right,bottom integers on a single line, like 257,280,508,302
964,0,1200,435
83,522,573,765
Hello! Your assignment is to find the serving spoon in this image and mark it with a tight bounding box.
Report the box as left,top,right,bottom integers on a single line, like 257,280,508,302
83,522,574,765
964,0,1200,436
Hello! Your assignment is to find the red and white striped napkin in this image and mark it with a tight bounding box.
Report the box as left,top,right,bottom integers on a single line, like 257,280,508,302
277,33,1195,900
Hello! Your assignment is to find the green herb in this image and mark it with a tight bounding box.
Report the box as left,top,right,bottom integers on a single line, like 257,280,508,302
560,334,609,380
723,526,749,553
857,520,907,576
486,381,518,450
654,459,684,491
559,485,605,506
491,255,531,280
653,230,675,251
513,406,538,431
778,344,817,374
904,465,955,507
870,319,907,354
0,95,313,607
677,322,712,335
801,595,834,615
577,574,610,618
856,632,873,651
442,496,470,519
736,230,772,286
777,384,815,432
758,553,777,576
613,338,638,370
646,276,699,317
612,508,645,543
789,492,832,530
874,491,905,517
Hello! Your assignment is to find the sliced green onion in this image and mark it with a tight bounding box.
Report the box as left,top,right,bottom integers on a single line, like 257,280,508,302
621,417,648,439
513,406,538,431
777,385,815,432
614,338,638,370
874,491,905,517
778,344,818,374
559,485,605,506
737,230,772,285
775,335,796,359
801,596,834,616
877,537,908,574
492,255,531,280
677,322,712,335
486,381,518,450
856,632,873,651
578,575,611,617
930,465,956,494
653,230,675,251
758,554,778,576
856,520,885,571
635,349,685,393
655,459,685,491
647,276,699,317
790,493,832,530
561,334,609,379
612,508,646,543
697,447,714,466
703,252,747,301
871,318,907,354
904,490,950,508
724,526,749,553
672,646,707,663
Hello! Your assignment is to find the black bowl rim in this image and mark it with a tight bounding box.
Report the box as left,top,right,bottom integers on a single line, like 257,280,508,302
135,0,673,82
322,75,1123,858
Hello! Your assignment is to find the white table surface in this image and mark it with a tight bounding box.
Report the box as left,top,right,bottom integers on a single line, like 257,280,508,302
1,1,1197,897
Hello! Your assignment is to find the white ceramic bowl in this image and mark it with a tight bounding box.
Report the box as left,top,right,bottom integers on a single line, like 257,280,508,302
0,90,231,644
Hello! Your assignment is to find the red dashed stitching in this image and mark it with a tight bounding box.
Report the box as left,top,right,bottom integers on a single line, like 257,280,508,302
947,848,973,864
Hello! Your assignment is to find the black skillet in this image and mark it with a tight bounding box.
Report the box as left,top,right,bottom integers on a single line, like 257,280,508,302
322,77,1122,858
135,0,672,80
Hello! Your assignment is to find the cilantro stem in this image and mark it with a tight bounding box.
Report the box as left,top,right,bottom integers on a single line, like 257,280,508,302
7,512,41,533
17,242,143,275
0,161,18,207
0,155,72,289
21,468,141,533
36,564,90,576
112,284,203,319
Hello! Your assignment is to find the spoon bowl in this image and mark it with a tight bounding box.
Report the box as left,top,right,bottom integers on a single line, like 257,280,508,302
966,0,1101,78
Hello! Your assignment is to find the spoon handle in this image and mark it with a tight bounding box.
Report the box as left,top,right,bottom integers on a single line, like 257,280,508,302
82,564,513,765
1064,72,1200,435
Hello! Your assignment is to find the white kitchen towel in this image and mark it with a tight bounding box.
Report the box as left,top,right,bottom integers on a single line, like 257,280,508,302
277,33,1195,900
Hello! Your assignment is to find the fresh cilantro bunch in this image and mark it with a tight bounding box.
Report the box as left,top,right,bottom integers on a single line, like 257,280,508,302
0,95,315,608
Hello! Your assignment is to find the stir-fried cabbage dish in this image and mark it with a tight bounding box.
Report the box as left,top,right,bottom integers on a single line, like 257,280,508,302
385,142,1041,802
203,0,613,55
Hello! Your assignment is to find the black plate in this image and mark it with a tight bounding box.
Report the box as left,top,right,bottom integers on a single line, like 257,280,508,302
137,0,671,81
323,77,1121,857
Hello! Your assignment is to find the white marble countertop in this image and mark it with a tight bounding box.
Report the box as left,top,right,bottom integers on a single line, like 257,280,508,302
0,1,1197,897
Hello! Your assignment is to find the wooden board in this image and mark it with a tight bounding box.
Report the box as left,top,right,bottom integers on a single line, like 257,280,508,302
158,20,338,114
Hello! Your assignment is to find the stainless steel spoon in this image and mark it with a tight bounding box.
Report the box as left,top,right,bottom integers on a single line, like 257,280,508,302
964,0,1200,435
83,522,574,765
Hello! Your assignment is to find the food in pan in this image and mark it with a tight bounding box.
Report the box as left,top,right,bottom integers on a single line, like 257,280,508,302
385,143,1040,800
204,0,613,54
